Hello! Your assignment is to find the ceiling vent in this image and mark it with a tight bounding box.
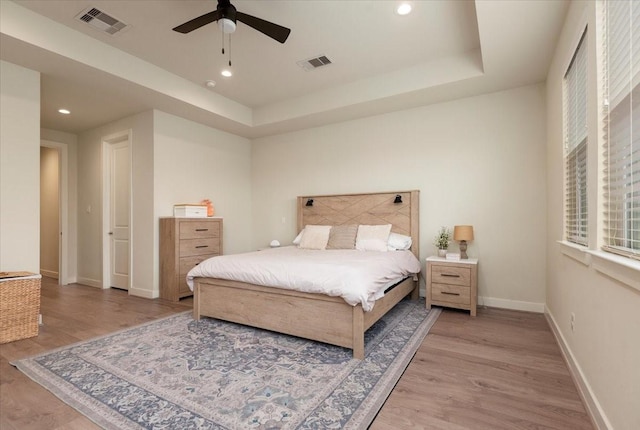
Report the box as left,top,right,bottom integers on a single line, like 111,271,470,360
297,55,333,71
75,7,129,35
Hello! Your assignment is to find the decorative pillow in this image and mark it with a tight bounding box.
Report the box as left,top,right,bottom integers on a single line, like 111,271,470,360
326,225,358,249
293,230,304,245
356,224,392,252
388,232,412,251
298,225,332,250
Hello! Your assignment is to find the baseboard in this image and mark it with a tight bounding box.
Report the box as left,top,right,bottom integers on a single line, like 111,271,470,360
478,296,545,313
76,277,103,288
129,286,158,299
40,269,58,279
544,308,611,430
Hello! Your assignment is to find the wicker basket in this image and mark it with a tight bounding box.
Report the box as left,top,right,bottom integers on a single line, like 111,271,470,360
0,272,41,344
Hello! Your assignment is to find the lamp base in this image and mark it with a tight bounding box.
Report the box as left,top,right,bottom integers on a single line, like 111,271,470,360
459,240,468,259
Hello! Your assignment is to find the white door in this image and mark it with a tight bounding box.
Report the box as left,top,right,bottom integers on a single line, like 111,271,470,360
108,140,130,290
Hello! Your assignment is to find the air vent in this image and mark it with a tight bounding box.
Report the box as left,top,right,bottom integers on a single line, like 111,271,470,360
297,55,333,71
75,7,129,35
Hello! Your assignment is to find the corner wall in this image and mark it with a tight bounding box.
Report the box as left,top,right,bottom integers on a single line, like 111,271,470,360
0,60,40,272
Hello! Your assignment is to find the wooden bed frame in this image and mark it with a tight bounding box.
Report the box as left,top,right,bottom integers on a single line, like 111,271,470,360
192,190,420,359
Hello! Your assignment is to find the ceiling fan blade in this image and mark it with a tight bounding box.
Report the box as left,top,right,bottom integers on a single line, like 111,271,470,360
236,12,291,43
173,10,222,34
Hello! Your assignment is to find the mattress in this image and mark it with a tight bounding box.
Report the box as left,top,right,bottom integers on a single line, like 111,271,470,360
187,246,421,311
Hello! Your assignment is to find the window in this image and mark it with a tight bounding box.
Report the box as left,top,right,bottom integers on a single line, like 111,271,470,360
602,0,639,260
564,31,588,246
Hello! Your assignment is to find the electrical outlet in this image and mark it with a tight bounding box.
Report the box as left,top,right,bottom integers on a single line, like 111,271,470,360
570,312,575,332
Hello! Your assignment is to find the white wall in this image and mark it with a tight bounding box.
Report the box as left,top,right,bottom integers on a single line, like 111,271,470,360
153,110,253,262
77,110,154,297
0,60,40,273
545,2,640,430
252,84,547,309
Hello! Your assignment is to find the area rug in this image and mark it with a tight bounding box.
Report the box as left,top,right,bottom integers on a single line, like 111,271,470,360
13,299,440,429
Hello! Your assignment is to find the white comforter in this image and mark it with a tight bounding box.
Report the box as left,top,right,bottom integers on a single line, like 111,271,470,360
186,246,421,312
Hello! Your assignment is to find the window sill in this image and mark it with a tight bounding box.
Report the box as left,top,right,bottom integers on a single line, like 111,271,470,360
586,250,640,293
558,240,590,266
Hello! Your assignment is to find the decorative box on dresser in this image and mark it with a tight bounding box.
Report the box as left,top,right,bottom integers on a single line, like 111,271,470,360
160,217,223,302
426,256,478,316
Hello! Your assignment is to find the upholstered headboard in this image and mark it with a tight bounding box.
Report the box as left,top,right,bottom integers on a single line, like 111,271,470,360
296,190,420,258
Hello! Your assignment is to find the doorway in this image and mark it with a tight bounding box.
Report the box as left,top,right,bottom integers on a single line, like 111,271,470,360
40,140,68,284
102,131,131,291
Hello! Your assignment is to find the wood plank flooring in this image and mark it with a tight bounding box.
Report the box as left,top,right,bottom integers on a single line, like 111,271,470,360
0,278,593,429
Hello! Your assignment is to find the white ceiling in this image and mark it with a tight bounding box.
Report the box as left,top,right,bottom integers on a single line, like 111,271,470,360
0,0,569,138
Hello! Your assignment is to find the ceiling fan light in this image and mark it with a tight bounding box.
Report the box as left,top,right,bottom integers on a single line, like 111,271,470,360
218,18,236,34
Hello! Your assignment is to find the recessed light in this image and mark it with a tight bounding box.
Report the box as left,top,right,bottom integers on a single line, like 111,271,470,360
205,80,216,88
58,108,71,115
221,69,232,77
396,3,412,15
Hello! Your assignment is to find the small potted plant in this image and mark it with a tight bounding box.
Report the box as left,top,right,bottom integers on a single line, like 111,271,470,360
433,226,451,257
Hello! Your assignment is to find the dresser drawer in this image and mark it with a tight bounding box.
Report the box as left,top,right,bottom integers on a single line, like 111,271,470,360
179,221,220,239
177,255,217,296
179,238,220,257
431,265,471,287
431,283,470,305
179,255,215,276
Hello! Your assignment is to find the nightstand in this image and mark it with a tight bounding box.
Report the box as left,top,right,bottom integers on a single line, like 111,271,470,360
426,256,478,316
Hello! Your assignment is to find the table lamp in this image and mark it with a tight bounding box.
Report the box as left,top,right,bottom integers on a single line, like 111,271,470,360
453,225,474,259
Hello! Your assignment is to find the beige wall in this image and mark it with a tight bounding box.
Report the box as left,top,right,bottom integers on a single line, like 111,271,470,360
39,146,59,277
546,2,640,430
153,110,253,260
251,84,548,310
0,60,40,273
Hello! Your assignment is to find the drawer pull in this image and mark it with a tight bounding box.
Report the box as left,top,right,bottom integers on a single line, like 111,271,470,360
441,273,460,278
195,245,209,249
441,291,460,296
195,228,209,232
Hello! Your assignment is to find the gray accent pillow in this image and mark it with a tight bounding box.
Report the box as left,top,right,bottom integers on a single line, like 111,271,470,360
326,224,358,249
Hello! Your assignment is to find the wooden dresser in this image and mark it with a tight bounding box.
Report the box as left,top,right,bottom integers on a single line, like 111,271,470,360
160,217,223,301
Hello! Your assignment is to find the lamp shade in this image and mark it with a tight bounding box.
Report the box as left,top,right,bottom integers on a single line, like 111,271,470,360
453,225,474,241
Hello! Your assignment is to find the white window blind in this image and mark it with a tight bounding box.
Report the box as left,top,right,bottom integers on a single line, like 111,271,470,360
564,31,588,246
603,0,640,260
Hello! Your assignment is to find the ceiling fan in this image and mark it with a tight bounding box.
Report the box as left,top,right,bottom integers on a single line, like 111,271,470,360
172,0,291,44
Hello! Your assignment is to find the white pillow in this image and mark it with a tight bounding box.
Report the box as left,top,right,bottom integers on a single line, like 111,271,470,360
356,224,392,252
298,225,332,250
388,232,412,251
293,230,304,245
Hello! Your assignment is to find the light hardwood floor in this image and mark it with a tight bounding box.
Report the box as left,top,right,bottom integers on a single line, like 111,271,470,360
1,278,593,429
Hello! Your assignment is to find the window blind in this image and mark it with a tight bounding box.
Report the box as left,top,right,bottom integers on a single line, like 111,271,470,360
564,31,588,246
603,0,640,260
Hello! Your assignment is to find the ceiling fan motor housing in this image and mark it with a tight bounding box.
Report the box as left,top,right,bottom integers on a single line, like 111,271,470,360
218,1,237,33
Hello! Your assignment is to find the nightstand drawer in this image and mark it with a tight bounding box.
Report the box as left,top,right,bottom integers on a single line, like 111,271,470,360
431,265,470,286
431,283,470,305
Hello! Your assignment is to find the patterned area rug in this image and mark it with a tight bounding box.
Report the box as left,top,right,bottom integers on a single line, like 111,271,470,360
13,299,440,429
